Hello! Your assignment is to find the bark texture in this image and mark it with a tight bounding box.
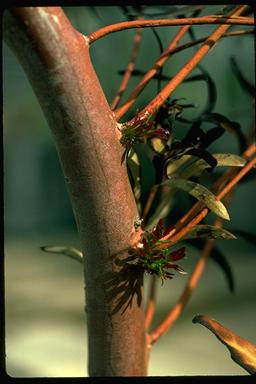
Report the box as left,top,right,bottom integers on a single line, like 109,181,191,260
4,7,146,376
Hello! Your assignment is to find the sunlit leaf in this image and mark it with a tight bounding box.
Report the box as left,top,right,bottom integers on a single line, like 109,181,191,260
184,225,236,240
166,155,192,177
127,148,142,212
193,314,256,374
40,245,83,264
161,177,230,220
150,137,169,155
187,239,234,292
181,153,246,179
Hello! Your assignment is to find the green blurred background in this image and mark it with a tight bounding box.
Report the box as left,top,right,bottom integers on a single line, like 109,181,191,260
3,5,256,377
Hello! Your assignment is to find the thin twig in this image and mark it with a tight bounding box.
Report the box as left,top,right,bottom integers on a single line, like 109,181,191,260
145,275,157,330
130,5,249,121
243,142,256,158
114,28,254,120
111,27,143,110
88,14,253,44
114,25,190,120
142,185,158,222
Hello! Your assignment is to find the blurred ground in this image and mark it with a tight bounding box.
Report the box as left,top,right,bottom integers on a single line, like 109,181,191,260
5,231,256,377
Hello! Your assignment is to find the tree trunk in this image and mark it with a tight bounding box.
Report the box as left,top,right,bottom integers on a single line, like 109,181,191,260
3,7,146,376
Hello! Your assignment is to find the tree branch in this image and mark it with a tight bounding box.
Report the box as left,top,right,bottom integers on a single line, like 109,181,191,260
111,27,142,110
114,25,190,120
3,6,146,376
132,5,250,121
114,28,253,120
88,14,253,44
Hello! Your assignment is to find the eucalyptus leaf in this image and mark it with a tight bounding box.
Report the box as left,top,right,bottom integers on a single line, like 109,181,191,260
181,153,246,179
201,112,247,153
40,245,83,264
166,155,191,177
193,315,256,374
162,177,230,220
185,148,217,168
127,148,142,212
184,225,236,240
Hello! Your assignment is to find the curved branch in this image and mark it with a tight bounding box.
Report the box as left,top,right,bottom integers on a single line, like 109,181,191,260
88,14,253,44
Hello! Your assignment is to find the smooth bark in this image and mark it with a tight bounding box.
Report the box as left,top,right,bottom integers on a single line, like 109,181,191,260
4,7,146,376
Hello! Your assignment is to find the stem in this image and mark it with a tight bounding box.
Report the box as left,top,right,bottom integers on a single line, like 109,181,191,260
88,14,253,44
111,27,142,110
142,185,158,222
114,25,190,120
132,5,250,121
145,275,157,330
114,28,253,121
4,7,146,376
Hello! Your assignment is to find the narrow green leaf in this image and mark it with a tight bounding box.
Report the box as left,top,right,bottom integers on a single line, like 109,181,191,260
40,245,83,264
193,315,256,374
181,153,246,179
166,155,192,177
184,225,236,240
162,177,230,220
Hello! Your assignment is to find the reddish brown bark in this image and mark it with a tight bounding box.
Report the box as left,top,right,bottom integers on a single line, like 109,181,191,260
3,7,146,376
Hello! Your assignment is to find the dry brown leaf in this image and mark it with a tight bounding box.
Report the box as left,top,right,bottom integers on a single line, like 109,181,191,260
193,314,256,374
